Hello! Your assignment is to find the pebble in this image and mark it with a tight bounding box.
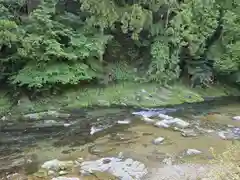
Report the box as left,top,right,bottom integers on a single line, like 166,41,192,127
185,149,202,156
181,129,197,137
117,119,131,124
152,137,165,145
59,171,68,175
232,116,240,121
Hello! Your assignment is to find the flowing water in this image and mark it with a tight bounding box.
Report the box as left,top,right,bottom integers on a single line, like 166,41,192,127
0,97,240,180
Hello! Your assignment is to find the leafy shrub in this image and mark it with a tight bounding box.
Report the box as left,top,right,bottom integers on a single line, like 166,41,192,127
0,0,240,95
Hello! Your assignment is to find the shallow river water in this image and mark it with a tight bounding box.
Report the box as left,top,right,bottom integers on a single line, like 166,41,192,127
0,97,240,180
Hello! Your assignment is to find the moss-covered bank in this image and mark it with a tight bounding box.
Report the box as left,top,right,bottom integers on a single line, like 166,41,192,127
0,82,239,116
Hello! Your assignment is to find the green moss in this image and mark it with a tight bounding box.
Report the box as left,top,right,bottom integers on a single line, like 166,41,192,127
0,91,12,116
12,82,240,114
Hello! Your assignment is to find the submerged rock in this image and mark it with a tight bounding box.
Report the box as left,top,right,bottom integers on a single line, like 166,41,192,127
132,108,177,118
173,118,190,128
141,116,156,124
158,114,173,120
132,110,160,118
59,170,68,175
154,121,170,128
41,159,74,171
181,129,198,137
155,118,190,129
152,137,165,145
80,157,147,180
185,149,202,156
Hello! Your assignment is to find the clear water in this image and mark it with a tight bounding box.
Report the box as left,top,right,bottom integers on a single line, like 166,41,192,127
0,97,240,179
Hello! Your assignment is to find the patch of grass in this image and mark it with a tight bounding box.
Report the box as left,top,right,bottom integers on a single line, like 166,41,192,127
13,82,240,114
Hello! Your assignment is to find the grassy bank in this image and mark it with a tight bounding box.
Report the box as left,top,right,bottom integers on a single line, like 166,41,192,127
0,82,236,116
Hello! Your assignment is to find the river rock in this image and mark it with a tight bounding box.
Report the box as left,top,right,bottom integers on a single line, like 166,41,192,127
141,116,156,124
173,118,190,128
232,116,240,121
181,129,198,137
6,173,27,180
158,114,173,120
132,110,159,118
152,137,165,145
59,170,68,175
154,121,170,128
80,157,147,179
90,126,105,135
48,170,56,176
218,127,240,140
117,119,131,124
185,149,202,156
41,159,74,171
155,118,190,129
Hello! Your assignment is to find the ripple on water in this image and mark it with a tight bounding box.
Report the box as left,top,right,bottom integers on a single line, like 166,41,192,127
0,102,240,179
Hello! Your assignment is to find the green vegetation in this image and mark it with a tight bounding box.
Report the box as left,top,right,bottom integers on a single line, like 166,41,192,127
9,82,239,115
209,144,240,180
0,0,240,115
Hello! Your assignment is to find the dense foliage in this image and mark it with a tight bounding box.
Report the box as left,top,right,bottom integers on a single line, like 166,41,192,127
0,0,240,95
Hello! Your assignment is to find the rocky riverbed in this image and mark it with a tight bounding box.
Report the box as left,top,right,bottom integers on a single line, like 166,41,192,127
0,98,240,180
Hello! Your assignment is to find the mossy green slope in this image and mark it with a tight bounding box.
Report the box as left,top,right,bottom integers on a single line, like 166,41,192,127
10,82,239,115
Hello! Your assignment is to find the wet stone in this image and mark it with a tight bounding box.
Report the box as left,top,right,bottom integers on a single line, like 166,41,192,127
117,119,131,124
232,116,240,121
152,137,165,145
48,170,56,176
218,127,240,140
59,171,68,175
102,158,111,164
181,129,198,137
154,121,170,128
141,116,156,124
41,159,74,171
184,149,202,156
80,157,147,179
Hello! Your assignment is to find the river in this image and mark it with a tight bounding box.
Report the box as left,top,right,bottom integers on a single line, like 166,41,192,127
0,97,240,180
